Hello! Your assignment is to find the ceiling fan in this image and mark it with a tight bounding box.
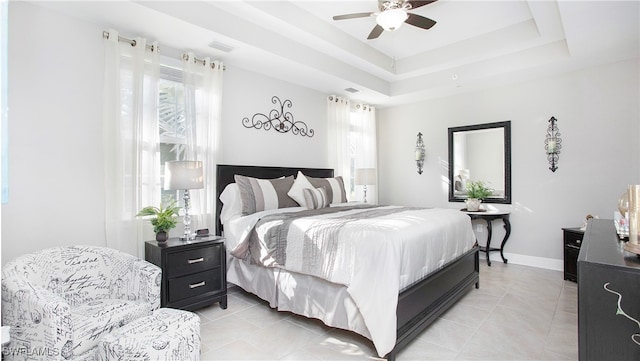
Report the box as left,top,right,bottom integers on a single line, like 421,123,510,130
332,0,438,40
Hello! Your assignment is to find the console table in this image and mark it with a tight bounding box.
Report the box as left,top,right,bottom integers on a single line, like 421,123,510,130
463,210,511,266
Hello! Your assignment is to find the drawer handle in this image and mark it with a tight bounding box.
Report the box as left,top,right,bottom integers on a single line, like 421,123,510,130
189,281,206,289
188,257,204,264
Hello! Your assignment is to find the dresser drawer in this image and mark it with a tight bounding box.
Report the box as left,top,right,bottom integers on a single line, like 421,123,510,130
167,268,223,303
166,244,222,277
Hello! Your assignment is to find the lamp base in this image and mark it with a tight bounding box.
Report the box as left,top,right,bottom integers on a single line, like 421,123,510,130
182,189,193,241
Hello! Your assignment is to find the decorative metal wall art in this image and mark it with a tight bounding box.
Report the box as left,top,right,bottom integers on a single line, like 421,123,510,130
545,116,561,172
242,96,314,138
415,132,426,174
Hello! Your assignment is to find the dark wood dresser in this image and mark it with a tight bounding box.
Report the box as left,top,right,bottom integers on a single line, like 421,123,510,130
145,236,227,311
577,219,640,360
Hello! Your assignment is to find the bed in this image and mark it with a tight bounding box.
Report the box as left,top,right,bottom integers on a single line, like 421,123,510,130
215,164,479,360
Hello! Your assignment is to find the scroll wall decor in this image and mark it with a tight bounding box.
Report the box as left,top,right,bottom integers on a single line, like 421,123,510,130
242,96,314,138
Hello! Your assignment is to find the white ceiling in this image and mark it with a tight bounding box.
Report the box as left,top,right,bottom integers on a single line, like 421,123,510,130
35,0,639,107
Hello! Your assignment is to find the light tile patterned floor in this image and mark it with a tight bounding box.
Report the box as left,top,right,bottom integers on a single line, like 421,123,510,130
196,262,578,360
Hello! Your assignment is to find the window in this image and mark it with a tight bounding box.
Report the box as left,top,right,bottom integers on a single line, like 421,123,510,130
158,66,185,203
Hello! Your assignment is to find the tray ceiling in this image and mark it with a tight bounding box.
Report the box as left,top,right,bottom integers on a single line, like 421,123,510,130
34,0,640,107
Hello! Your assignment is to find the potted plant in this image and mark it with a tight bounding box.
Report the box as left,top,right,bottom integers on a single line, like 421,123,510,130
465,180,493,212
137,201,180,243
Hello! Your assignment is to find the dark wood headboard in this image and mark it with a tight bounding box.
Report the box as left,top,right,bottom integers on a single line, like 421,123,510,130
215,164,334,236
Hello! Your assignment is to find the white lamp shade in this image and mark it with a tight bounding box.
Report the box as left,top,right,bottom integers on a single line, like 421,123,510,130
164,160,204,190
376,9,408,31
355,168,377,186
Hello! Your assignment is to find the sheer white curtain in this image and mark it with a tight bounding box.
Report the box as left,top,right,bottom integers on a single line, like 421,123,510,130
327,95,352,180
181,52,223,232
103,30,160,257
352,103,378,204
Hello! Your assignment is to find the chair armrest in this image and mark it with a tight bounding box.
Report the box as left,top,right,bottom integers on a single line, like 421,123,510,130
115,259,162,310
1,277,74,359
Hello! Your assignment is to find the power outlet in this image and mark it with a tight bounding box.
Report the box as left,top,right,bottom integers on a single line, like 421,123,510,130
476,224,483,232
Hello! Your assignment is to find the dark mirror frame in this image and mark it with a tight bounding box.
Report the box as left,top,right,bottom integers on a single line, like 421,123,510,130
448,121,512,204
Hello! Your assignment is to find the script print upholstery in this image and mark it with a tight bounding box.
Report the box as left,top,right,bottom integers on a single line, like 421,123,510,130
97,308,200,361
1,245,162,360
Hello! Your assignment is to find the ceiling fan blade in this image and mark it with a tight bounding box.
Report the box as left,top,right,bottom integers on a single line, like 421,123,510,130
406,0,438,10
367,25,384,39
405,13,436,30
333,12,374,21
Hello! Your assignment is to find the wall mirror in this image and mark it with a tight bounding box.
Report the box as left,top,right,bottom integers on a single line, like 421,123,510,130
448,121,511,204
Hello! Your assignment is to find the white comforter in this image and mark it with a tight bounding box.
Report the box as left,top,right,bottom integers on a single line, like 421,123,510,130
225,205,475,357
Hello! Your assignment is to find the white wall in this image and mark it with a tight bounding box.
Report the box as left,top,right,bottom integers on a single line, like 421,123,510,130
3,2,106,264
378,58,640,268
221,66,327,168
1,2,327,263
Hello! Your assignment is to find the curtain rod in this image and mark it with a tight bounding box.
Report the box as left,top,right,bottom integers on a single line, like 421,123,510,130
181,53,225,71
102,30,225,70
102,30,156,52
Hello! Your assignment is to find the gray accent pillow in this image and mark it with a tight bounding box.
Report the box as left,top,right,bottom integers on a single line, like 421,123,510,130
307,175,348,203
234,175,297,215
302,187,331,210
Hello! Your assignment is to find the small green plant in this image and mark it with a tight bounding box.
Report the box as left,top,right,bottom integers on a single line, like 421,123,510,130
137,201,180,234
466,181,493,200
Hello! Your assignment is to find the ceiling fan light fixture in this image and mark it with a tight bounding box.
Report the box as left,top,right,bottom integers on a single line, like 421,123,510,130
376,9,408,31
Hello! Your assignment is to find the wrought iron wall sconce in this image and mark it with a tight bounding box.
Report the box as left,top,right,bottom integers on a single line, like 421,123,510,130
545,116,562,172
415,132,426,174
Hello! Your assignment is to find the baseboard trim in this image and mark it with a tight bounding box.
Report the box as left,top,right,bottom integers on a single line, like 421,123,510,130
479,252,563,271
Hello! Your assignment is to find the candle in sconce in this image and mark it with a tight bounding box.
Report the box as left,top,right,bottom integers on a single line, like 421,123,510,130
415,149,422,161
547,139,557,154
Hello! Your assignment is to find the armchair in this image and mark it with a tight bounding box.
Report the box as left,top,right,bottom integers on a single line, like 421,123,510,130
1,245,161,360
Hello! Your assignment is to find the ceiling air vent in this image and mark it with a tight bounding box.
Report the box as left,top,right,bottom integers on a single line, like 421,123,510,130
345,87,359,93
208,41,234,53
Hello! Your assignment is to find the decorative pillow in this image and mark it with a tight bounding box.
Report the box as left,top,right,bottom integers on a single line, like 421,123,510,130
234,175,297,215
302,187,331,210
307,175,347,204
288,171,315,207
288,171,348,207
219,183,242,224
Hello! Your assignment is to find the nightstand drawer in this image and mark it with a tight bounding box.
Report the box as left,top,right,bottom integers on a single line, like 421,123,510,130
167,269,223,303
166,244,222,277
564,231,583,247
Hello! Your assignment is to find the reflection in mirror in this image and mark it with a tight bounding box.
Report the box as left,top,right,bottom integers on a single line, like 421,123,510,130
448,121,511,204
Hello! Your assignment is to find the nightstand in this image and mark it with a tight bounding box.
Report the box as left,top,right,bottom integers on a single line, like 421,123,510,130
562,227,584,282
145,236,227,311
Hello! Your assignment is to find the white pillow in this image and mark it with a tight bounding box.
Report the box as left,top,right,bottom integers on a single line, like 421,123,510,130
288,171,315,208
219,184,242,224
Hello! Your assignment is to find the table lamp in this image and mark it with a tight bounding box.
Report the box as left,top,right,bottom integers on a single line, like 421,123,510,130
355,168,376,203
164,160,203,240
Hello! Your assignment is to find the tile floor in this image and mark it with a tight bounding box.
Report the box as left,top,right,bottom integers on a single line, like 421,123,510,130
196,262,578,360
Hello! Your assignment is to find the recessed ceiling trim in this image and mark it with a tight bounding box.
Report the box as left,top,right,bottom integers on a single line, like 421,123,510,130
138,1,392,95
395,19,545,77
